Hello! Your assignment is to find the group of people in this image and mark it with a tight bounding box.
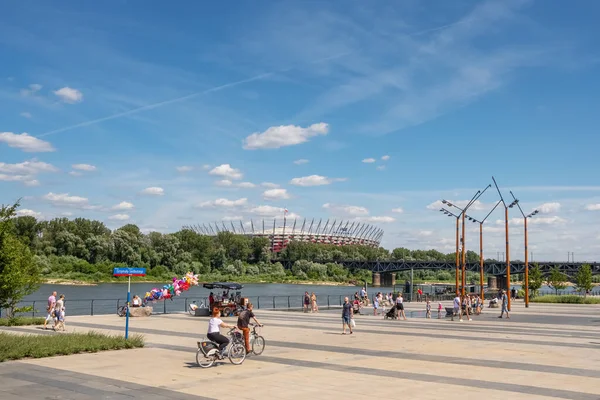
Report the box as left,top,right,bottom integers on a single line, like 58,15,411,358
43,291,66,331
303,292,319,313
451,293,484,321
207,302,263,357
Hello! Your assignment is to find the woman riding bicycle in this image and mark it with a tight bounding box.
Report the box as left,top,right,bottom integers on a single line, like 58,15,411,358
207,307,236,355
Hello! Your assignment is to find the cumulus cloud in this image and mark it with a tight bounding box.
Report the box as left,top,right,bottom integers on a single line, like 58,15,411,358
209,164,243,180
43,192,88,207
537,202,560,214
263,188,290,200
323,203,369,216
392,208,403,213
376,165,386,171
54,87,83,103
112,201,134,211
362,158,376,163
243,123,329,149
293,159,309,165
216,179,233,187
108,214,130,221
249,205,300,219
0,132,55,152
0,160,57,175
289,175,346,187
261,182,280,188
16,209,42,218
222,216,244,221
197,198,248,208
69,171,82,177
381,155,390,161
140,187,164,196
216,180,256,188
72,164,97,172
585,204,600,211
176,166,193,172
237,182,256,188
359,216,396,223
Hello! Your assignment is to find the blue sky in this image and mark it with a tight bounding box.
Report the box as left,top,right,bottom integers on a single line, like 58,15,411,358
1,0,600,260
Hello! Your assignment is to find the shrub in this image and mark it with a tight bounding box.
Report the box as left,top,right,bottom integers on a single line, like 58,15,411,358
531,295,600,304
0,317,45,326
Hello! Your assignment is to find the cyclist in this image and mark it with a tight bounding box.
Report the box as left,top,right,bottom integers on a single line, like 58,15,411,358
237,303,262,353
207,308,236,357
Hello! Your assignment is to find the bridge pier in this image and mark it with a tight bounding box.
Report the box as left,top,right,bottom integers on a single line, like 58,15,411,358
372,272,381,287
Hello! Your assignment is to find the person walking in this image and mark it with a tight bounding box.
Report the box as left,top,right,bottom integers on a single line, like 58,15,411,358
463,295,472,321
44,291,57,330
499,290,510,319
452,294,462,322
342,297,353,334
396,293,407,320
437,302,443,319
425,300,431,318
53,294,65,331
303,292,310,313
373,294,379,316
310,292,318,313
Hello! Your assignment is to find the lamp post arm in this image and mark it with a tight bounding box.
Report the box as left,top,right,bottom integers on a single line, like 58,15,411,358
509,190,527,218
482,200,502,224
492,176,506,206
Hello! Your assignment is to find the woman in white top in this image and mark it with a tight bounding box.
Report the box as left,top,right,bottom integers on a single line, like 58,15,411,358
207,308,236,354
54,294,65,331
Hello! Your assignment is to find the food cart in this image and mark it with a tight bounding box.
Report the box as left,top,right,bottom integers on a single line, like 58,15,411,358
203,282,247,317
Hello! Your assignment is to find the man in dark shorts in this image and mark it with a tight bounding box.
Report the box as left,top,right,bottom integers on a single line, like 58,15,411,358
342,297,353,334
303,291,310,313
237,303,262,353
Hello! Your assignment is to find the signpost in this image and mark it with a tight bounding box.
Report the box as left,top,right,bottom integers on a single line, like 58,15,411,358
113,267,146,339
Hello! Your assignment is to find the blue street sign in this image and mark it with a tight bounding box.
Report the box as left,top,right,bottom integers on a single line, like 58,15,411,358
113,267,146,276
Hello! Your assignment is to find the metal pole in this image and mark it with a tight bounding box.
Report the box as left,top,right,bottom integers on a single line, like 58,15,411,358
479,223,484,301
125,275,131,339
410,267,414,302
505,207,511,311
461,213,466,296
455,217,459,296
524,216,529,308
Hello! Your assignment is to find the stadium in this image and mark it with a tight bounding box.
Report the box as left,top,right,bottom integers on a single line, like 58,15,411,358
183,218,383,252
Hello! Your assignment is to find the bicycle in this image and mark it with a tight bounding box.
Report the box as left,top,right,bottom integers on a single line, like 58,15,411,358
117,304,128,317
196,328,246,368
232,323,265,355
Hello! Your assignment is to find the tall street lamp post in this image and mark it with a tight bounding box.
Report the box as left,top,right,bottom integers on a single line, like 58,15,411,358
492,177,518,311
466,200,502,301
442,185,491,296
509,191,539,308
440,208,461,295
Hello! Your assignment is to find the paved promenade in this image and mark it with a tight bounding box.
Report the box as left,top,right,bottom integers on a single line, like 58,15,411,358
1,301,599,399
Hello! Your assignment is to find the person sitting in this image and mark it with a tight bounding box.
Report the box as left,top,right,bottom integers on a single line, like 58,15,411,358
207,308,236,358
132,295,141,307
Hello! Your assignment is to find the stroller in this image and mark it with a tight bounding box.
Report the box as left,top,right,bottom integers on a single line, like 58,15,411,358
384,305,398,320
352,299,362,315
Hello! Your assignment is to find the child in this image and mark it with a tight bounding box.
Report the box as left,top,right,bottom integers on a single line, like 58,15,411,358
437,302,443,319
425,300,431,319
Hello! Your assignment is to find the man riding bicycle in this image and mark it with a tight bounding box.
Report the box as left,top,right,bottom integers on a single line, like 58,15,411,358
236,303,262,353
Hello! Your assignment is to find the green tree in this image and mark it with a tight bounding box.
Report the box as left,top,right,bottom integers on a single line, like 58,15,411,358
574,264,593,297
547,266,568,295
0,202,42,318
528,264,543,298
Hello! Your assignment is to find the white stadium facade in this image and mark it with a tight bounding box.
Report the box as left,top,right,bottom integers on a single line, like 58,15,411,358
184,218,383,252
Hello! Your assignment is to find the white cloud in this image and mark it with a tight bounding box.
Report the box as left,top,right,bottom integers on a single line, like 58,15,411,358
43,192,88,206
20,112,32,119
69,171,82,176
323,203,369,216
537,202,560,214
289,175,346,187
0,160,58,175
24,179,40,186
61,212,73,217
359,216,396,223
215,180,255,188
381,155,390,161
140,187,164,196
222,216,244,221
20,84,42,97
176,166,193,172
16,209,42,218
362,158,376,163
72,164,97,172
237,182,256,188
249,205,300,219
54,87,83,103
294,159,309,165
417,230,434,237
376,165,386,171
0,132,55,152
584,204,600,211
198,198,248,208
108,214,130,221
112,201,134,211
261,182,280,188
392,208,403,213
209,164,243,180
202,164,211,170
263,188,290,200
243,122,329,149
216,179,233,186
496,216,567,226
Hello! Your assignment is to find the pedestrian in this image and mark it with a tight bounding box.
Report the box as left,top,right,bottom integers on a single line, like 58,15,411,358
425,300,431,318
44,291,57,330
463,295,472,321
303,292,310,313
54,294,66,331
311,292,318,313
417,288,423,302
396,293,407,320
499,290,510,319
437,302,442,319
452,294,462,322
373,294,379,316
341,297,353,334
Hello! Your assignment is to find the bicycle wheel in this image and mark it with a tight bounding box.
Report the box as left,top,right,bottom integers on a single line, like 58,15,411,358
252,335,265,355
117,306,126,317
196,349,215,368
228,342,246,365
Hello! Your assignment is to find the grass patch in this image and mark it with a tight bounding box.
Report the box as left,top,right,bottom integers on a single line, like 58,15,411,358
531,295,600,304
0,331,144,362
0,317,45,327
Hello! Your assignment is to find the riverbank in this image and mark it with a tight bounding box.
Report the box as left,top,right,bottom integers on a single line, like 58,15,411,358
42,277,358,287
